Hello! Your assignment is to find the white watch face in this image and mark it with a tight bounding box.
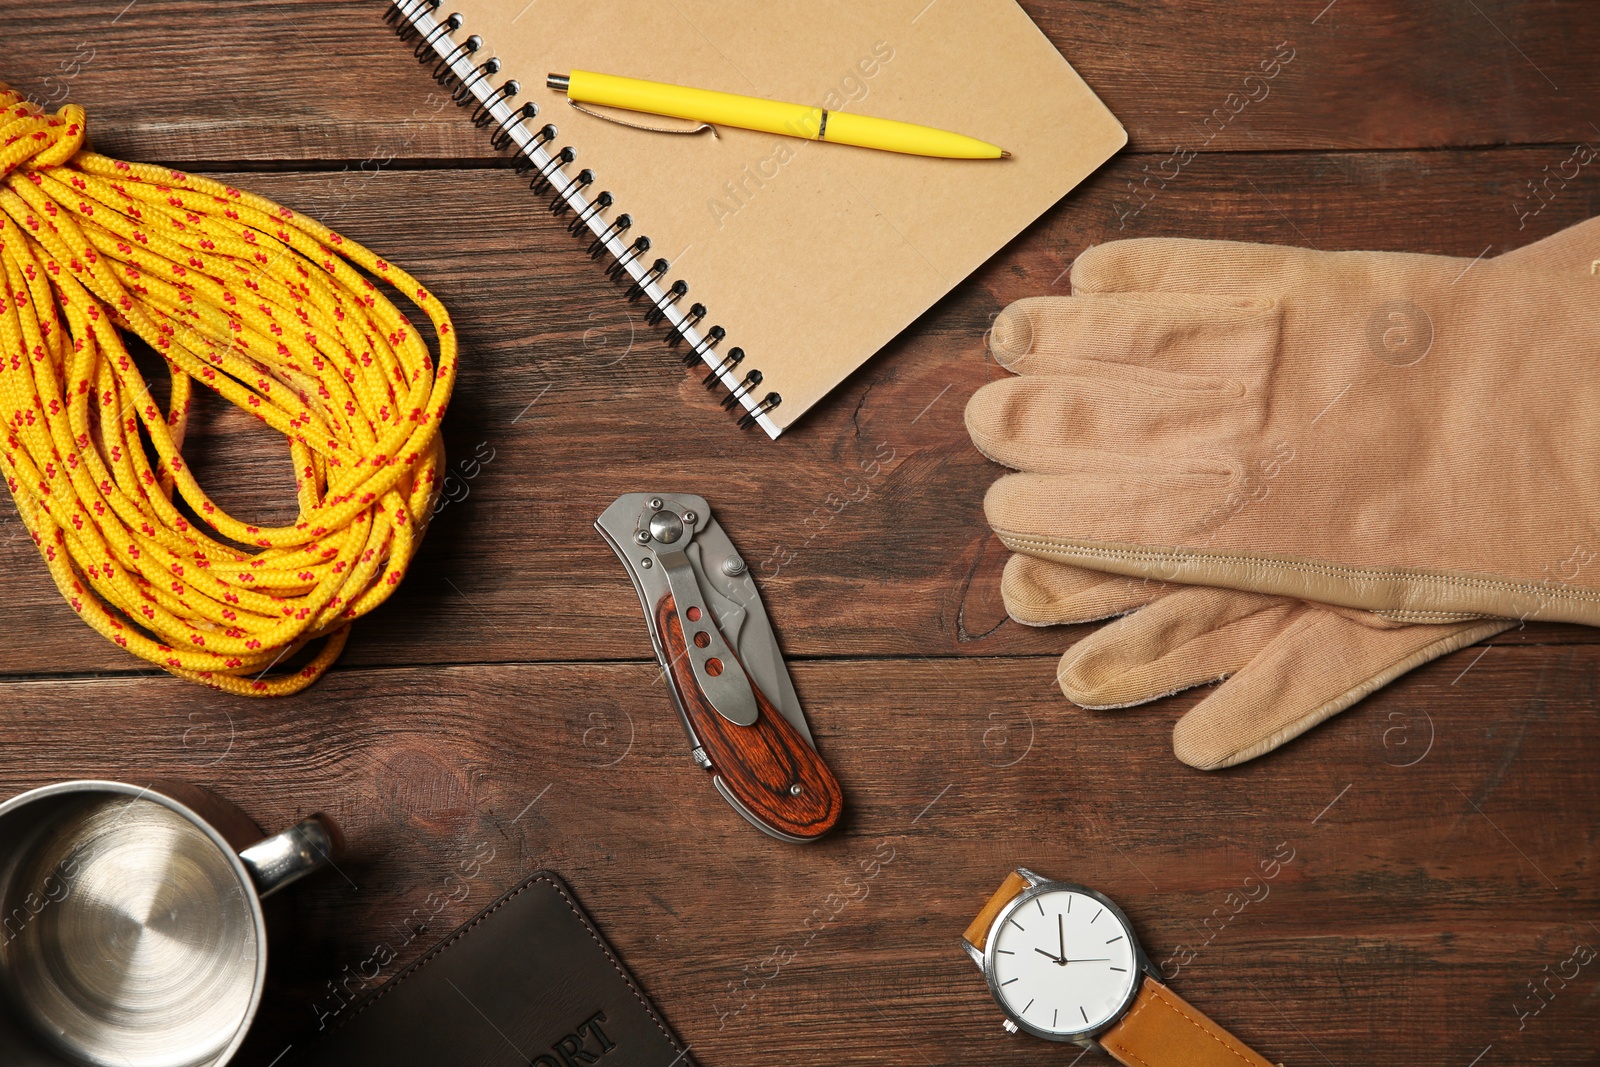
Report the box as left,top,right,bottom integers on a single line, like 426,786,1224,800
989,888,1139,1036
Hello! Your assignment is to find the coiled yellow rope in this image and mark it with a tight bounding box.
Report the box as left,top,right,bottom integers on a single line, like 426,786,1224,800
0,88,454,695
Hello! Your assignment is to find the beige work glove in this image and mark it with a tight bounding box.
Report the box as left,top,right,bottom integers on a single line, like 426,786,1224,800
1002,557,1510,768
967,217,1600,768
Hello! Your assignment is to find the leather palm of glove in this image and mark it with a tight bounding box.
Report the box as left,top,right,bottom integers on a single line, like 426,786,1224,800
966,217,1600,769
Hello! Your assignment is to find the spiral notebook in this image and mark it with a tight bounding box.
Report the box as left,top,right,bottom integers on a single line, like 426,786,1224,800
384,0,1125,436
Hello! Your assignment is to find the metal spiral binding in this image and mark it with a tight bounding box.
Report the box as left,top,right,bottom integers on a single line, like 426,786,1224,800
568,191,613,236
644,280,688,326
530,146,575,195
471,78,519,127
384,0,780,431
606,237,649,281
432,34,482,87
738,392,782,429
703,346,743,388
384,0,435,39
683,326,726,368
665,302,705,346
550,168,595,216
512,124,559,173
490,103,536,149
587,213,630,259
452,55,498,105
722,369,763,410
624,259,670,303
414,13,461,60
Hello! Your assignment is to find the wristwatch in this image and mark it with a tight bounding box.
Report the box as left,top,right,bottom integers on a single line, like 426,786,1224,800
961,868,1279,1066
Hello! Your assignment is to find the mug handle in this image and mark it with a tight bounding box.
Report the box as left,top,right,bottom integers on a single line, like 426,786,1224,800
239,815,343,899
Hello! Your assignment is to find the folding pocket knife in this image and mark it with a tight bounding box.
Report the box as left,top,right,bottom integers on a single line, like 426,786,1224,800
597,493,843,842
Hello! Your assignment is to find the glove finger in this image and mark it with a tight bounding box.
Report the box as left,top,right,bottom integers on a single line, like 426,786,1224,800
1171,611,1514,770
1008,550,1413,633
984,469,1235,557
1070,216,1600,299
988,293,1276,377
966,373,1247,473
1056,586,1297,709
1002,553,1167,626
1071,238,1315,296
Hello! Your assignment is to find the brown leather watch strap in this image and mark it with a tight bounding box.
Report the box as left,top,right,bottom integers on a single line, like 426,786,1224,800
962,870,1031,951
1099,975,1277,1067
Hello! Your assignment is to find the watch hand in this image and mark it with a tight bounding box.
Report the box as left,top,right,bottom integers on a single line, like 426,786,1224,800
1033,947,1064,963
1058,914,1064,962
1063,958,1112,963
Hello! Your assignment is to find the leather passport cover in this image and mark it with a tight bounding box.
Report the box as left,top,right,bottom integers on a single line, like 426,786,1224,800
300,871,693,1067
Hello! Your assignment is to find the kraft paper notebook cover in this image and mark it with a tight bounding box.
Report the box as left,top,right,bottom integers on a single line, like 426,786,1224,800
386,0,1125,435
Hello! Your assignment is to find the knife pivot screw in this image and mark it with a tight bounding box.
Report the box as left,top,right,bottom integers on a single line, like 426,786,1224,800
789,784,803,796
648,511,684,544
648,498,663,509
682,510,698,525
721,556,747,576
634,530,652,545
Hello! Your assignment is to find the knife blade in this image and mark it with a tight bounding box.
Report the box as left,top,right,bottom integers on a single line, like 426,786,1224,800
596,492,843,842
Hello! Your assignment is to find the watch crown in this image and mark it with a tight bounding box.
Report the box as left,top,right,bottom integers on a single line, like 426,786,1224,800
1002,1019,1019,1034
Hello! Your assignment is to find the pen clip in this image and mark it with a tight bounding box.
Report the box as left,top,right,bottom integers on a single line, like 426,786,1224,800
568,99,719,139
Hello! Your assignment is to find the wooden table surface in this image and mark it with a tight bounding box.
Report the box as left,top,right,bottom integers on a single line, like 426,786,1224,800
5,2,1600,1064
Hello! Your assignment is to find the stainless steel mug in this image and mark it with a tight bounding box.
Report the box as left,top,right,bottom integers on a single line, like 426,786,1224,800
0,780,341,1067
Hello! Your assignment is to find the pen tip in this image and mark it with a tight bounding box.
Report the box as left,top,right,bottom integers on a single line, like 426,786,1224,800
999,150,1012,159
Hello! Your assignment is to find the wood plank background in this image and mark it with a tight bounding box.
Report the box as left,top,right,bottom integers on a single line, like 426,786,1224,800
3,2,1598,1065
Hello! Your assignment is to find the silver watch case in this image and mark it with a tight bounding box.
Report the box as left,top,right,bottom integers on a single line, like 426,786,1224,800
962,868,1153,1048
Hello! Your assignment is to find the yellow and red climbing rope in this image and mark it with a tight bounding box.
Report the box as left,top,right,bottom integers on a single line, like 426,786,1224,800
0,87,455,695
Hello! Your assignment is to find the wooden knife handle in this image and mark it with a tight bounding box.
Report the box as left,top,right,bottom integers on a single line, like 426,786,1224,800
656,594,843,841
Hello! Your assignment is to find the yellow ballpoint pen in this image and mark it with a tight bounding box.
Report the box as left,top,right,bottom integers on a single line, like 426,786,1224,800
547,70,1010,160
